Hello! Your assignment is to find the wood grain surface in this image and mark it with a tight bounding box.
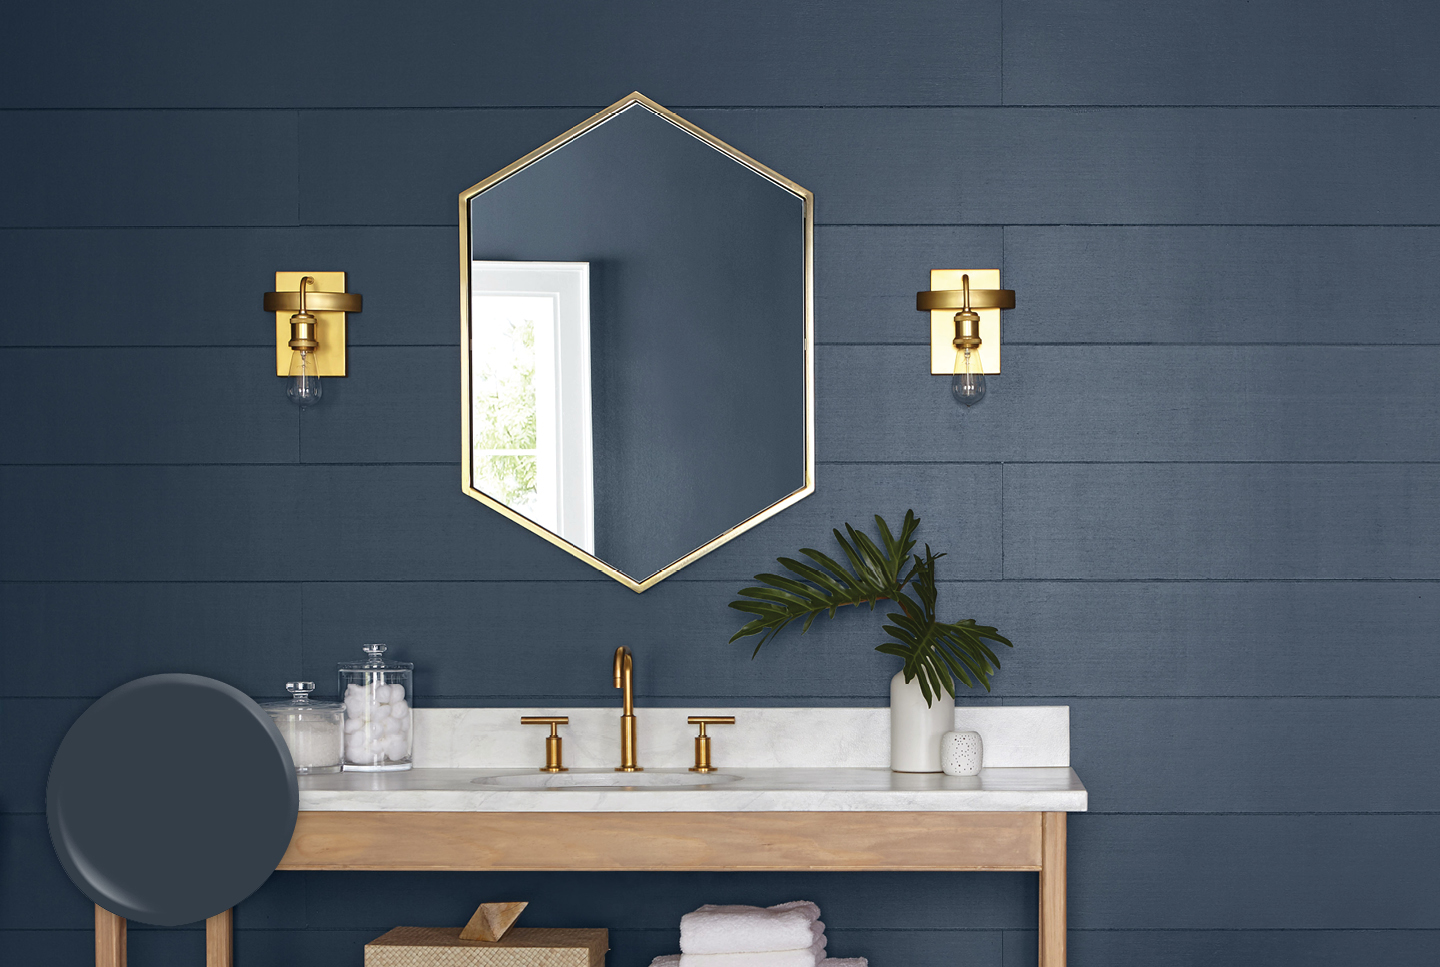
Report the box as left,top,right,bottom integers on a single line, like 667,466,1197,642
279,811,1043,872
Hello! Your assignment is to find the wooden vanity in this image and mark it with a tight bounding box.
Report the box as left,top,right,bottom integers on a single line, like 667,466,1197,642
277,808,1070,965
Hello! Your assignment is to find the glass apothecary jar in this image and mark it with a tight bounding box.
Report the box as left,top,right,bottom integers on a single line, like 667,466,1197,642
261,682,344,775
338,643,413,772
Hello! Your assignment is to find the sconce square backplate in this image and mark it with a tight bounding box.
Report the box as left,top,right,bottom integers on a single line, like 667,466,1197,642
930,269,1001,375
273,271,348,376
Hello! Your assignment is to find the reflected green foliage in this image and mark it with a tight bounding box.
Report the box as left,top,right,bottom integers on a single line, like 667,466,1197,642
728,511,1013,706
473,316,538,506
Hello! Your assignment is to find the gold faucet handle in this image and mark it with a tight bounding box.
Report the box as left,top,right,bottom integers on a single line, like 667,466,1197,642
687,716,735,773
520,716,569,773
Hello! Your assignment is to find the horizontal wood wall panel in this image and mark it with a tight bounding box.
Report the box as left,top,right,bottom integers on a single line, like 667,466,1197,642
298,580,1440,701
1003,0,1440,105
298,108,593,226
300,107,1440,226
17,342,1437,465
1003,464,1440,580
0,464,1001,582
1062,698,1440,813
0,584,301,698
1005,226,1440,345
1001,930,1440,967
299,348,458,464
7,223,1434,353
0,2,1001,109
1,698,86,813
820,345,1440,463
0,112,297,227
0,348,296,464
817,226,1004,343
0,227,455,347
297,581,903,703
9,578,1432,706
982,580,1440,697
1067,815,1440,929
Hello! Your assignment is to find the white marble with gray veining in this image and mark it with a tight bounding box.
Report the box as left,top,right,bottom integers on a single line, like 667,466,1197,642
298,766,1086,812
411,706,1070,770
297,706,1085,812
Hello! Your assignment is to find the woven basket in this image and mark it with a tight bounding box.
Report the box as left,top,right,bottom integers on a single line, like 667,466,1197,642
365,927,608,967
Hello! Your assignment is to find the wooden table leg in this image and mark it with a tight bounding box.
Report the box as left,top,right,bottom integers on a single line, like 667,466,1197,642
206,908,233,967
95,905,126,967
1039,811,1067,967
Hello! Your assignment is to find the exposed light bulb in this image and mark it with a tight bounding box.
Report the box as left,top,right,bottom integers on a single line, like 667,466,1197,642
287,347,322,409
951,344,986,407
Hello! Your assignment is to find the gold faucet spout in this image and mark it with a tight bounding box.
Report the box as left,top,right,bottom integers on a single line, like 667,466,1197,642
613,647,640,771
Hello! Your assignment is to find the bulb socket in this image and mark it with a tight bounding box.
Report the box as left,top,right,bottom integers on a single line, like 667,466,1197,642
953,309,982,350
289,312,319,350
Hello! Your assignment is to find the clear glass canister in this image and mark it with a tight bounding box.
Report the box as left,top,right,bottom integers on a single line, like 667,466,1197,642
338,643,413,771
261,682,344,775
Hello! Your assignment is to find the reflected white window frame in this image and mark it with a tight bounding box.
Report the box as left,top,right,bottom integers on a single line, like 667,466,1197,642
469,261,595,554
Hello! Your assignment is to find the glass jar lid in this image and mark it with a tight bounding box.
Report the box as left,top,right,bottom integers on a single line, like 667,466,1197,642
260,681,344,711
337,643,413,671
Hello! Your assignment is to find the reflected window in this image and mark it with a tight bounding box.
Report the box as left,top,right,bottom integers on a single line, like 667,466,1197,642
470,262,594,553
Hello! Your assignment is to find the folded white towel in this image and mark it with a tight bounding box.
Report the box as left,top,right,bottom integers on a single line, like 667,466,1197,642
678,950,820,967
680,901,822,955
653,957,862,967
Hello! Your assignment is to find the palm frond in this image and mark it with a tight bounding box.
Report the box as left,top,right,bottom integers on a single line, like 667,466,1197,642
729,511,1014,703
728,511,921,656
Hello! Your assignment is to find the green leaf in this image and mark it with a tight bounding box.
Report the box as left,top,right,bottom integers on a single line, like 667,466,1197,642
727,511,1013,702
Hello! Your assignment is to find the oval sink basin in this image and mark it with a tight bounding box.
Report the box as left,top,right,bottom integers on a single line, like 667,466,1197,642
473,770,741,789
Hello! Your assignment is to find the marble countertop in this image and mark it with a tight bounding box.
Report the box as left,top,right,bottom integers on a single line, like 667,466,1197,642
297,766,1088,813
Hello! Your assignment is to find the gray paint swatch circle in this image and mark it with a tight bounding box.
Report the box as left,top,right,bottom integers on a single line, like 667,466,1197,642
47,674,299,926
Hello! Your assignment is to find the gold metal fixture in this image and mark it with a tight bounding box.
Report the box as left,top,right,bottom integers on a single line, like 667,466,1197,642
613,647,641,772
458,91,815,594
686,716,735,773
520,716,569,772
916,269,1013,375
263,271,361,377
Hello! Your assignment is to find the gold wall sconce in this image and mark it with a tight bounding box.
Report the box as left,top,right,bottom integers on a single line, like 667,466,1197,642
916,269,1015,407
262,272,362,409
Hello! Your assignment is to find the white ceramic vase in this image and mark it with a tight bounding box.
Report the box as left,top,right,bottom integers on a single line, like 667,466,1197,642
889,670,955,773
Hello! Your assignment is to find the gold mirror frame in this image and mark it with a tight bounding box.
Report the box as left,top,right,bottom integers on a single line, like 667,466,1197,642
458,92,815,592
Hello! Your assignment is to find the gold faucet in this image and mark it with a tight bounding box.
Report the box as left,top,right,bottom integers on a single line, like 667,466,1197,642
613,646,641,771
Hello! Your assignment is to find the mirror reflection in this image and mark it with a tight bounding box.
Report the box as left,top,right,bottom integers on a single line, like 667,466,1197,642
460,94,813,591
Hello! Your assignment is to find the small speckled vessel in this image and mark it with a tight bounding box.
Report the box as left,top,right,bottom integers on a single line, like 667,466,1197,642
940,730,984,776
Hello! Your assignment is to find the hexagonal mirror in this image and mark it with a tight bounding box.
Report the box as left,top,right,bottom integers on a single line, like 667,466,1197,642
460,93,813,592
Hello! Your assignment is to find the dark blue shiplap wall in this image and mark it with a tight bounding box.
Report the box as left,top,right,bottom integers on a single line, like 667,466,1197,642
4,2,1438,965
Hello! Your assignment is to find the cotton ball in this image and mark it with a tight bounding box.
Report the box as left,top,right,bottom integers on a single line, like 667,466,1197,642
388,684,405,702
344,716,362,734
345,683,363,698
390,699,408,717
382,734,408,760
376,683,396,703
382,716,400,735
343,695,365,716
372,703,391,720
398,711,411,732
